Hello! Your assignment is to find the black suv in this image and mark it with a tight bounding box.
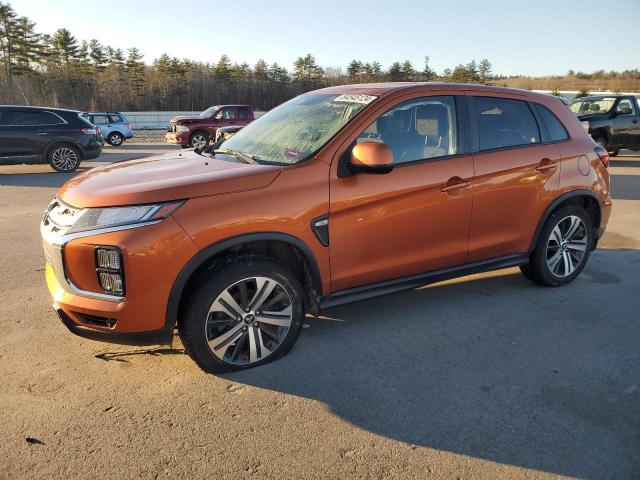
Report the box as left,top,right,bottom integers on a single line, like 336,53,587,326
0,106,102,172
570,95,640,156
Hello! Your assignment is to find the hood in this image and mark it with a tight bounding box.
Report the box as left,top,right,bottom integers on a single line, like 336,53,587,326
171,115,203,124
59,150,281,208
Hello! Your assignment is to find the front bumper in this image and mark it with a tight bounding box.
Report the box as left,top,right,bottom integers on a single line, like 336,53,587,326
54,305,172,345
42,207,198,345
165,131,187,145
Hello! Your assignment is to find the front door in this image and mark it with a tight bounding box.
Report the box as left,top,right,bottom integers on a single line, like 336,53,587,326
329,94,474,292
611,98,640,148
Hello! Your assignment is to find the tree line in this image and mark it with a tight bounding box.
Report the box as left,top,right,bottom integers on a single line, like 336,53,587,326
1,2,638,112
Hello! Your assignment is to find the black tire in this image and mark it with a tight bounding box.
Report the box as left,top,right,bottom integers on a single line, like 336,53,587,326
47,144,81,172
107,132,124,146
189,131,209,148
178,255,304,374
520,205,593,286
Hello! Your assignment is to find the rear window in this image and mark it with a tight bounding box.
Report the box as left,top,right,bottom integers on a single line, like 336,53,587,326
473,97,540,151
535,104,569,141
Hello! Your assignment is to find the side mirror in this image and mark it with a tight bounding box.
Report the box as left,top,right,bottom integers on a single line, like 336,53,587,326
349,141,393,175
616,105,632,115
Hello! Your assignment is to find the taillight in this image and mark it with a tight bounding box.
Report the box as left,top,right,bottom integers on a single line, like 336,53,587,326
81,127,97,135
125,123,131,129
594,146,609,168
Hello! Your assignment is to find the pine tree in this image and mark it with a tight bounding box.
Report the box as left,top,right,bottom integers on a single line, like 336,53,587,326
254,59,268,80
347,59,362,80
388,62,402,81
88,39,107,72
478,59,492,82
293,54,323,81
126,47,145,97
50,28,79,67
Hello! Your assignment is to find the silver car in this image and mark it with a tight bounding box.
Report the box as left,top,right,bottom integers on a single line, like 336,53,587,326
81,112,134,146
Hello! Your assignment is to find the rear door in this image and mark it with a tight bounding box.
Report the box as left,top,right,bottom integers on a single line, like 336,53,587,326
91,114,113,137
466,94,562,262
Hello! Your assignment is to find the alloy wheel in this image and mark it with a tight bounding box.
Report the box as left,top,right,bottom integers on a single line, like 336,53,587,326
546,215,588,277
51,147,79,171
110,133,123,145
205,276,293,366
191,134,207,148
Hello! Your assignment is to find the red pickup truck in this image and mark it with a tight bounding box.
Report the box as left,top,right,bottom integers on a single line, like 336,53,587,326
166,105,254,148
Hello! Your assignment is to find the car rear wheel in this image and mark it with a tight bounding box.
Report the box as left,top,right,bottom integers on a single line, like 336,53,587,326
179,256,304,374
189,131,209,149
48,145,81,172
520,205,592,286
107,132,124,146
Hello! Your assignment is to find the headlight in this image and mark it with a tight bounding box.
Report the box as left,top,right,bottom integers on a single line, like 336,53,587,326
68,201,184,234
176,125,189,133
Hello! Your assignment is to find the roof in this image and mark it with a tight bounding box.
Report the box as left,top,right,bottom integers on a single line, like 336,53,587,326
313,82,544,98
0,105,80,113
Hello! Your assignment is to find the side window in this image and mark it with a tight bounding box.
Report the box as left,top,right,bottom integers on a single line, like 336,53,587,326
357,96,458,164
92,115,110,125
216,108,236,120
237,107,250,119
2,110,48,126
473,97,540,151
535,104,569,142
615,99,636,115
109,114,123,123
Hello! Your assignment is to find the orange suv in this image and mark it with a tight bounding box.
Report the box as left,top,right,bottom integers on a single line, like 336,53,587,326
41,83,612,373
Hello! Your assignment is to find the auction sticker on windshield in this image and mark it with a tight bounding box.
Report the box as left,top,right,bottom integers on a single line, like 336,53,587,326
333,94,377,105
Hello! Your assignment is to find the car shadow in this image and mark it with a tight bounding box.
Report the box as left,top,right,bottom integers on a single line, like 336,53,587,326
224,248,640,478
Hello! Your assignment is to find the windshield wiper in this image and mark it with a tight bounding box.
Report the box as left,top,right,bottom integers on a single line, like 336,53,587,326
213,148,258,164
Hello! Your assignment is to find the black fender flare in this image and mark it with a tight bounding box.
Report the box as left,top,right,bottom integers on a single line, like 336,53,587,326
528,189,601,254
164,232,323,329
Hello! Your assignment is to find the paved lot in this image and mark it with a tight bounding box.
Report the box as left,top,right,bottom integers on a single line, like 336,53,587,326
0,144,639,479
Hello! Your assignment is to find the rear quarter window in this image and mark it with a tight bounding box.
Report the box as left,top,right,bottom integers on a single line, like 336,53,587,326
535,104,569,141
472,97,540,151
109,114,124,123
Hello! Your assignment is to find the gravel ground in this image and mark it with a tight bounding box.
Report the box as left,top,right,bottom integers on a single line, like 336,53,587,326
131,129,169,143
0,148,639,479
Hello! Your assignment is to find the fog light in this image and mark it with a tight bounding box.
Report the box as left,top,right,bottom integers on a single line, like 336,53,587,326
96,248,121,269
95,246,124,295
98,271,123,295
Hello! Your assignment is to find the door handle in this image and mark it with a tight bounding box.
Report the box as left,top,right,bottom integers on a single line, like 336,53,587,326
441,180,471,193
536,159,557,172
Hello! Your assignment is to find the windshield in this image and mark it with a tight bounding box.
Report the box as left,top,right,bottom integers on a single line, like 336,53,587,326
221,93,377,164
570,97,616,115
199,106,219,118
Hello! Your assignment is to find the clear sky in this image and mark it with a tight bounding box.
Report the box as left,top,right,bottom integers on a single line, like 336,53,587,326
10,0,640,76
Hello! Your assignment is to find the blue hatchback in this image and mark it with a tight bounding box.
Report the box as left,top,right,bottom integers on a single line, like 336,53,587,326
81,112,134,146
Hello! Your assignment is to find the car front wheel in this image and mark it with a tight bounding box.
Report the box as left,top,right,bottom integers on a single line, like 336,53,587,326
179,255,304,373
189,132,209,149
